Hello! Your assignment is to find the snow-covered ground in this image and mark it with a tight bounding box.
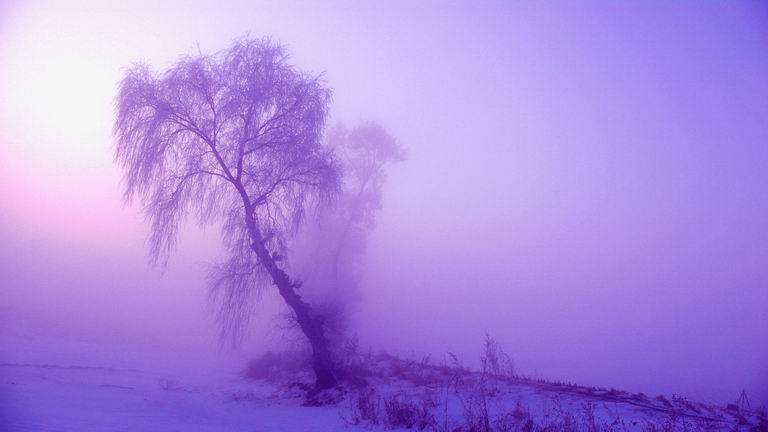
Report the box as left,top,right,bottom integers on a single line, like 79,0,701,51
1,363,346,431
332,354,766,432
2,355,764,431
1,316,763,432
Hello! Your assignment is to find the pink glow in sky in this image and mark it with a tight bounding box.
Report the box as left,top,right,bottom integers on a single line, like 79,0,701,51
1,0,767,406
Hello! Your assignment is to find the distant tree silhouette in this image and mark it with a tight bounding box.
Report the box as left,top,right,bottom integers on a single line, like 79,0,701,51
291,122,405,343
326,123,405,282
113,37,340,390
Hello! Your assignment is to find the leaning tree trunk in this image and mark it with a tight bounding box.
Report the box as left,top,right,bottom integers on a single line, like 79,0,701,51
242,205,337,391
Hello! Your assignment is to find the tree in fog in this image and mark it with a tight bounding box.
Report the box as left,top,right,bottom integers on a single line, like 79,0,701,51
113,37,340,390
326,122,405,281
291,122,405,343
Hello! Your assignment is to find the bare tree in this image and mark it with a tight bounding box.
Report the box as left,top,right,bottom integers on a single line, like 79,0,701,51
113,37,340,390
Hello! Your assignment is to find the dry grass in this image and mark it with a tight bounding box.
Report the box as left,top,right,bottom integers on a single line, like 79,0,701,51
243,336,765,431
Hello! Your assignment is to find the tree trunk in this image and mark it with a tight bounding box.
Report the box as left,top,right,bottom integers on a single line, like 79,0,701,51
266,260,338,390
245,218,337,391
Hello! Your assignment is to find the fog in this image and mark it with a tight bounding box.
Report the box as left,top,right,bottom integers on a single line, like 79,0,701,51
1,0,766,407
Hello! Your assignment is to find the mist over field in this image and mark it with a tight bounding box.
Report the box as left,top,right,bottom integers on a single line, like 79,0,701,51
1,1,767,427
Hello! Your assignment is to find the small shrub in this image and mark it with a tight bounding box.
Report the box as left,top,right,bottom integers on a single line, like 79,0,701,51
481,333,515,379
335,335,376,387
492,401,534,432
459,392,493,432
340,388,381,427
341,388,436,430
382,393,436,430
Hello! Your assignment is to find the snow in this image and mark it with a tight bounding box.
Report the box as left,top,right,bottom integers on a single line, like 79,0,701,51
1,363,346,431
1,344,763,431
2,360,764,431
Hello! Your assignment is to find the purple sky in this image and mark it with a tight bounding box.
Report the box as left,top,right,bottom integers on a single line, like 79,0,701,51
1,1,767,405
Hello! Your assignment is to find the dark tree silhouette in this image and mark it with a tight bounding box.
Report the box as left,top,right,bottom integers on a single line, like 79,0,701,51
113,37,340,390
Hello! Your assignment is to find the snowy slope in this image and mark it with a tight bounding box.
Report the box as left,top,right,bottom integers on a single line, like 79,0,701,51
333,354,766,432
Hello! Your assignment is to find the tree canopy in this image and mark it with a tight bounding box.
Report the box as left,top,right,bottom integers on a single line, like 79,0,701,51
114,38,339,344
